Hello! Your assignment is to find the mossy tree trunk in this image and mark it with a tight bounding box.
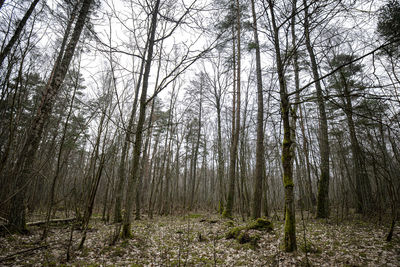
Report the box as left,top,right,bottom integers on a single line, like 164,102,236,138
268,0,297,252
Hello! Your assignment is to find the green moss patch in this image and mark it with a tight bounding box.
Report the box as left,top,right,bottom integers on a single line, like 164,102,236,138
247,218,273,231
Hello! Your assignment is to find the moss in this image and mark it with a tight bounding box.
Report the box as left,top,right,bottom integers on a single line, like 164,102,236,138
226,226,245,239
237,231,251,244
121,223,133,239
225,220,235,227
218,201,224,214
249,234,261,248
283,174,294,188
187,213,203,219
222,208,233,219
247,218,273,231
283,207,297,251
237,231,260,248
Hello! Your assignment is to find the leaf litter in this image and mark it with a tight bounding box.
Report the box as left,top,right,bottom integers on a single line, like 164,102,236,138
0,214,399,266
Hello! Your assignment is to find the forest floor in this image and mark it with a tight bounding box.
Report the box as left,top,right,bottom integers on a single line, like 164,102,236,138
0,212,399,266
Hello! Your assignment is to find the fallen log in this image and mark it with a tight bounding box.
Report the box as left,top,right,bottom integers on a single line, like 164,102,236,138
27,217,76,226
0,245,48,262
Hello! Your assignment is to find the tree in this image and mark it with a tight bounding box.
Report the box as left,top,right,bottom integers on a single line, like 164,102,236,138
328,53,372,214
377,0,400,57
250,0,266,219
223,0,242,219
303,0,331,218
0,0,40,68
202,54,229,213
267,0,297,252
121,0,160,238
7,0,94,233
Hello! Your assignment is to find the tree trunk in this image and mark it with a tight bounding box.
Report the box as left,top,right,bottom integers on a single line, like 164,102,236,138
113,36,147,223
340,72,372,213
268,0,297,252
121,0,160,238
223,0,241,219
303,0,330,219
250,0,265,220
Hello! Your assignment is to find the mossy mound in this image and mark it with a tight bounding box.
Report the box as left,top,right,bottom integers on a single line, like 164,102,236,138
226,226,245,239
247,218,273,231
226,226,263,247
237,232,260,246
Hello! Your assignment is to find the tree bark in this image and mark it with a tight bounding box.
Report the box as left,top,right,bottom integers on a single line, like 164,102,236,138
250,0,266,220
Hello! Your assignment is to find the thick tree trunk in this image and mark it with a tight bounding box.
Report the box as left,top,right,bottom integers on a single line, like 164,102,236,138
7,0,93,233
135,98,155,220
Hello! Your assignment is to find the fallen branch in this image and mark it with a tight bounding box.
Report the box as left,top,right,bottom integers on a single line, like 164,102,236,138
0,245,48,262
0,216,8,224
27,217,76,227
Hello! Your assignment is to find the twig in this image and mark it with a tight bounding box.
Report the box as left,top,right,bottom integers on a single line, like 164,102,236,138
27,217,76,227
